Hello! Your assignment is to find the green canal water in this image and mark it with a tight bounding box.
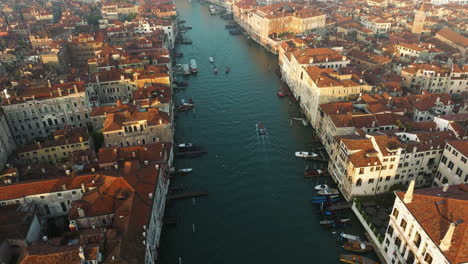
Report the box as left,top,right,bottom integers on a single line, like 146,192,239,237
159,1,366,263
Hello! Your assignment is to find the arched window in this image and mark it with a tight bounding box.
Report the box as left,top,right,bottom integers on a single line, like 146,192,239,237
356,178,362,186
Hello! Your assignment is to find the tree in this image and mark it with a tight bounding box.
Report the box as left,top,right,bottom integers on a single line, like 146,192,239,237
87,15,102,27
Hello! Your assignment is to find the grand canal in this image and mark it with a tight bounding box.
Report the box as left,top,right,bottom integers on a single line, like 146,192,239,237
159,1,358,263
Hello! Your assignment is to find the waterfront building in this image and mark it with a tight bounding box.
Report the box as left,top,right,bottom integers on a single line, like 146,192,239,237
16,126,91,166
433,140,468,186
283,64,372,127
329,133,402,200
234,2,325,53
102,106,172,147
382,183,468,264
86,70,138,105
0,109,16,171
2,81,91,145
101,2,138,20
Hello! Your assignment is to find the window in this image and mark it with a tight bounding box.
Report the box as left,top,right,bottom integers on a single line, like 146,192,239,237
392,208,399,218
414,232,421,248
400,218,407,230
102,218,107,225
387,225,394,237
424,253,433,264
72,191,77,195
456,168,463,177
44,205,51,214
356,178,362,186
57,193,62,197
368,178,374,184
386,176,391,181
448,161,454,170
60,202,67,212
40,196,45,199
395,174,400,180
441,156,447,164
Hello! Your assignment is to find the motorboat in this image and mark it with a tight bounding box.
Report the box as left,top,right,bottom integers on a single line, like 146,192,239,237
182,64,191,75
310,197,339,204
315,184,329,191
320,219,350,225
277,91,287,97
257,121,266,135
343,240,373,253
339,254,378,264
178,104,194,111
317,188,339,196
295,151,318,158
304,169,328,177
190,59,198,73
340,233,361,241
172,168,193,175
177,143,193,148
209,57,214,63
310,195,339,200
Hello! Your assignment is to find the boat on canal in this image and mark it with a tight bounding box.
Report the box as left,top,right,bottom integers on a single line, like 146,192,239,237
295,151,318,159
277,91,288,97
172,168,193,175
175,145,207,158
190,59,198,73
310,195,339,200
339,254,378,264
310,197,339,204
178,103,194,111
340,233,362,241
320,218,350,225
304,169,329,177
315,184,329,190
209,57,214,63
257,121,266,135
343,240,373,253
182,64,191,75
317,188,339,196
178,143,193,148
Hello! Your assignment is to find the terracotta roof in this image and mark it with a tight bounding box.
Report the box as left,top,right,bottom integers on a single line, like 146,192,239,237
448,140,468,157
436,28,468,48
102,107,170,133
396,184,468,264
98,143,170,165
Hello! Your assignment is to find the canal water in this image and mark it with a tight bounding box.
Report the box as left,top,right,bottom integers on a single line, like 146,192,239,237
159,1,363,263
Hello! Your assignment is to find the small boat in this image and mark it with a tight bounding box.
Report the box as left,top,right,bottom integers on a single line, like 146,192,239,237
315,184,329,191
317,188,339,196
257,122,266,135
340,233,361,241
304,169,328,177
173,168,193,175
343,240,373,253
209,57,214,63
182,64,191,75
310,195,339,200
295,152,318,158
310,197,339,204
225,67,230,74
190,59,198,73
339,254,378,264
178,104,194,111
277,91,288,97
320,219,350,225
178,143,193,148
214,67,218,74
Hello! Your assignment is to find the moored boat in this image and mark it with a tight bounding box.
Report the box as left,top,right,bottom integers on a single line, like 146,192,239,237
277,91,288,97
304,169,328,177
182,64,190,75
178,104,194,111
190,59,198,73
317,188,339,196
209,57,214,63
339,254,378,264
172,168,193,175
310,197,339,204
257,121,266,135
310,195,339,200
178,143,193,148
340,233,361,241
295,151,318,158
320,218,350,225
343,240,373,253
315,184,329,190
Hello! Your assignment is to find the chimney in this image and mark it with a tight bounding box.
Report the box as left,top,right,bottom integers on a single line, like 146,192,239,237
41,168,46,174
148,192,153,199
132,152,136,158
79,137,83,142
37,142,42,149
403,180,415,204
144,160,148,165
440,223,456,251
114,164,118,169
77,207,85,218
81,183,86,193
91,168,95,173
47,79,51,87
65,170,71,176
436,96,440,103
442,184,449,192
57,88,62,96
61,184,66,191
73,84,78,93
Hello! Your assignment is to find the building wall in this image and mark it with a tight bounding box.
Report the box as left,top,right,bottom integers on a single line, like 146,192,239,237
0,111,16,170
383,196,450,264
17,138,91,165
3,93,91,145
433,142,468,186
104,123,172,147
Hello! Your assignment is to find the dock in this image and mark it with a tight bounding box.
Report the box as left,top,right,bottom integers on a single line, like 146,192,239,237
168,191,208,200
326,202,352,211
